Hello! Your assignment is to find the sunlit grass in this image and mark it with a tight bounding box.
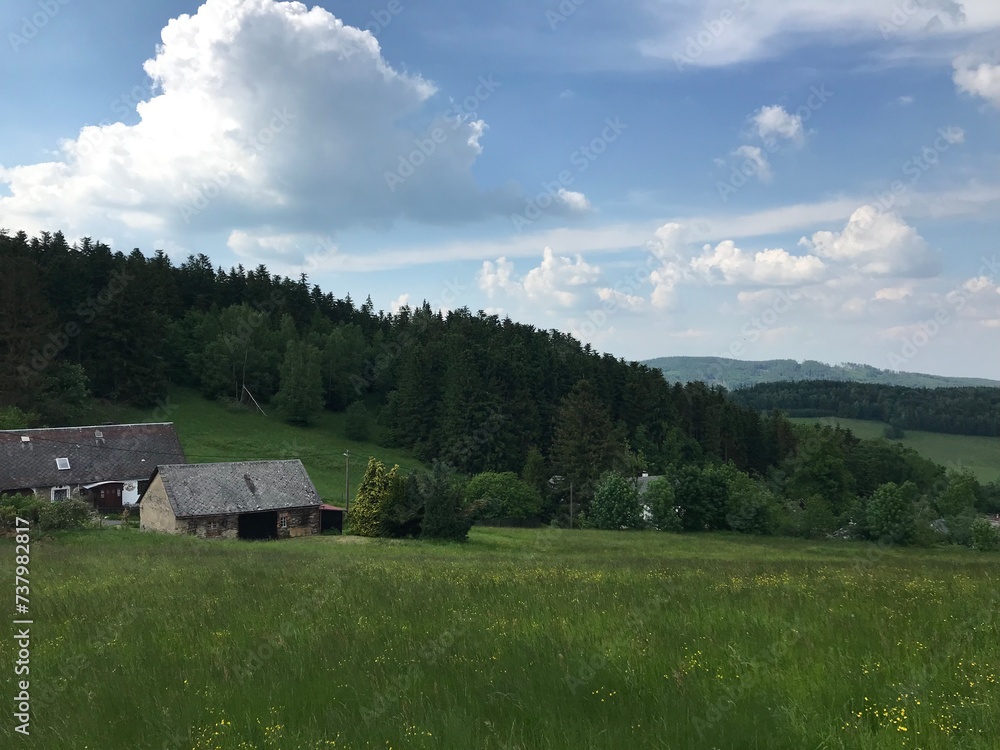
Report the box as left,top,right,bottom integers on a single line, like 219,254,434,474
1,528,997,749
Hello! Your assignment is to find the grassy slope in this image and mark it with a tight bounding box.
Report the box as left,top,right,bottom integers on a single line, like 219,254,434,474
4,528,999,749
106,387,425,502
789,416,1000,483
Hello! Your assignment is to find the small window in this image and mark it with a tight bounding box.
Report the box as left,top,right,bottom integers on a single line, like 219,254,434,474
94,430,103,439
53,488,68,501
279,514,289,529
209,520,219,530
56,457,70,470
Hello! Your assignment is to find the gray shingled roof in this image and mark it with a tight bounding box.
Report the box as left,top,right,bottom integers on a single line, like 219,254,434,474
0,423,185,490
150,460,321,517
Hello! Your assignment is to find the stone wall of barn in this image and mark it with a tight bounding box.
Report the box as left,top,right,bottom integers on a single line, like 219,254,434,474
139,475,180,534
277,506,320,539
181,514,239,540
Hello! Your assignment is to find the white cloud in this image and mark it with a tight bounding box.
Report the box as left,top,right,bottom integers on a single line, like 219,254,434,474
390,293,410,314
874,286,912,301
556,188,592,213
478,247,601,310
896,95,915,106
751,106,804,144
478,257,518,299
690,241,827,286
0,0,512,249
596,287,645,311
640,0,998,67
800,206,940,277
953,56,1000,107
732,145,773,182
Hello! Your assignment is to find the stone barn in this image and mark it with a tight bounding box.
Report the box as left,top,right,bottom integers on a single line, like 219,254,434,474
139,459,321,540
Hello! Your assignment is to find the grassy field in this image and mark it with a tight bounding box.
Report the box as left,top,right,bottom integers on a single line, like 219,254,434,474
2,528,998,749
94,387,425,503
789,417,1000,484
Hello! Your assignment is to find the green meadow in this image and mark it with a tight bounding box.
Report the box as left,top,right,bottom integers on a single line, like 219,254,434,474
95,387,425,503
789,416,1000,484
2,528,998,749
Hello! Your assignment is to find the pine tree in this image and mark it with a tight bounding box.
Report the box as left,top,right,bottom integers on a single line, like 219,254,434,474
274,340,323,425
550,379,623,505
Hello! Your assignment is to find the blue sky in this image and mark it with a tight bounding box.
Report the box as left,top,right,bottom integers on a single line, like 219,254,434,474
2,0,999,377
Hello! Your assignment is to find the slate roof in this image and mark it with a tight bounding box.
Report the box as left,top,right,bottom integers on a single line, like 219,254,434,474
148,460,322,518
0,423,185,490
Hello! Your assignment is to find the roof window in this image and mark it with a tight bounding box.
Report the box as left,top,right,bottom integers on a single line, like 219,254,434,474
56,457,71,470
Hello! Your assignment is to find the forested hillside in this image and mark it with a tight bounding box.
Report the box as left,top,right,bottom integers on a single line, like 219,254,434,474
3,229,1000,544
644,356,1000,390
0,229,787,483
731,380,1000,437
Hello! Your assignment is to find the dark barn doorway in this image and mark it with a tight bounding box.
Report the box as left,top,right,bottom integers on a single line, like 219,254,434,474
238,510,278,540
320,504,344,533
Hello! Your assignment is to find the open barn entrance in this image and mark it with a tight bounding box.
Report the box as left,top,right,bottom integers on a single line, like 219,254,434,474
238,510,278,540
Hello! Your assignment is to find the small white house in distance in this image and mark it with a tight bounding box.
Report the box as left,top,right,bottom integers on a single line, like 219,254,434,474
0,423,186,511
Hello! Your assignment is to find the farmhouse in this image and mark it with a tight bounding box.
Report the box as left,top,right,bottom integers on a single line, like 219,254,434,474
139,459,322,540
0,423,185,510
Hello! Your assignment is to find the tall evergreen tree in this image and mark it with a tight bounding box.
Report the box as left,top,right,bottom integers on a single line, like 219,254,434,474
274,340,323,425
550,379,624,504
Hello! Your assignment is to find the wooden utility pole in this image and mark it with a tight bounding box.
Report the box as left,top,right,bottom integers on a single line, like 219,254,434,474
343,450,350,518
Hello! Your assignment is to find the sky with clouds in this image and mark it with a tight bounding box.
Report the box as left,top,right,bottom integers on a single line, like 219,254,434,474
1,0,999,377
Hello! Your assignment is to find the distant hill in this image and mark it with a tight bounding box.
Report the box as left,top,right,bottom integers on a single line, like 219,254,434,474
642,356,1000,390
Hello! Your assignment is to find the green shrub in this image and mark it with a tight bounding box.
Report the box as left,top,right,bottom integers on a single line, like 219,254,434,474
719,464,778,535
970,519,1000,552
866,482,917,545
0,494,43,533
590,471,641,530
465,472,542,523
38,499,93,532
418,463,472,541
644,477,680,532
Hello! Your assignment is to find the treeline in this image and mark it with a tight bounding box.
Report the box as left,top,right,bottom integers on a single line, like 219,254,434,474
2,229,998,548
0,229,786,484
730,380,1000,437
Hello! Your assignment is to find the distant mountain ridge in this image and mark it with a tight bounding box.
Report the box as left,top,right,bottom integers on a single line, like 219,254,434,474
642,356,1000,390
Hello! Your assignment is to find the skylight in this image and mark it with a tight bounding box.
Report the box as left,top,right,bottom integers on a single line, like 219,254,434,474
56,457,70,470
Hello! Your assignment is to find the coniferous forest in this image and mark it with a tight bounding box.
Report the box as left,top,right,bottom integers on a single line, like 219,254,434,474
730,380,1000,437
2,229,999,543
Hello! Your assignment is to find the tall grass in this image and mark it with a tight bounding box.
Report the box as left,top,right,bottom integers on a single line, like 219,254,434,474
1,528,997,749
